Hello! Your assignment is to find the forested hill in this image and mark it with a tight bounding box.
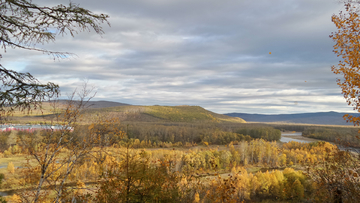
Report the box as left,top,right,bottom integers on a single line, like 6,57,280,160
10,101,246,124
18,102,244,123
225,111,360,125
85,105,246,123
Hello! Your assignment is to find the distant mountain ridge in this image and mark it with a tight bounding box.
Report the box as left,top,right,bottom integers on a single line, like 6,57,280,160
225,111,359,125
82,100,130,108
55,100,129,108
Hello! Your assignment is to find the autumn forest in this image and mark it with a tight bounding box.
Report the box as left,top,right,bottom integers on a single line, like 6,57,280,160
0,98,359,203
2,0,360,202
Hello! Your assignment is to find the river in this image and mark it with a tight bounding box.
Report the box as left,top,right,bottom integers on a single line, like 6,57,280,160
280,132,320,143
280,132,359,153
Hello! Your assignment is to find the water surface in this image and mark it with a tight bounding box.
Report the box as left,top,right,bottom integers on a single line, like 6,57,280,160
280,132,317,143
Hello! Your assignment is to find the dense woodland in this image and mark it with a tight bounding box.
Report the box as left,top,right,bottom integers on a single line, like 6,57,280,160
0,91,360,203
1,111,360,203
0,123,281,152
123,122,360,148
302,127,360,147
124,123,280,145
0,122,359,202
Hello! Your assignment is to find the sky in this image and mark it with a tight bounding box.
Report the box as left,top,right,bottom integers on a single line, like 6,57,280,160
1,0,357,114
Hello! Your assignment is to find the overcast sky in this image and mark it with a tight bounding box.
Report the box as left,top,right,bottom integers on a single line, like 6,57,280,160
2,0,356,114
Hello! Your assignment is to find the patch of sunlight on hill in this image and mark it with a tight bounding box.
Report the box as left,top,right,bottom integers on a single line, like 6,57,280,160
144,105,246,123
144,106,217,122
218,117,246,123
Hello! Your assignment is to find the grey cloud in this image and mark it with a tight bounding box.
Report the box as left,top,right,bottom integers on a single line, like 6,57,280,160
1,0,352,114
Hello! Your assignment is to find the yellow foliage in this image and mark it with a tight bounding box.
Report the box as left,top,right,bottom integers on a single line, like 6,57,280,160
6,194,21,203
193,192,200,203
291,179,304,200
331,2,360,126
75,180,86,195
7,162,15,174
283,167,295,175
4,150,11,157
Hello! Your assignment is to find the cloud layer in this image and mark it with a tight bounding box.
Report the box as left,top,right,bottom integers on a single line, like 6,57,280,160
2,0,354,114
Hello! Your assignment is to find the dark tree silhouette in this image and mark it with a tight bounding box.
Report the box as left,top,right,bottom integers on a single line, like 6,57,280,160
0,0,110,118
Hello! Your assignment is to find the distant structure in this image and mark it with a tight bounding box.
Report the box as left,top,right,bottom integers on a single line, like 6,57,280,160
0,124,73,132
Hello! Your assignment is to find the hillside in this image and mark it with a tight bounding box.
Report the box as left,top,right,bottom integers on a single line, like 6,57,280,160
84,105,246,123
225,111,359,125
8,103,246,124
4,100,129,117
